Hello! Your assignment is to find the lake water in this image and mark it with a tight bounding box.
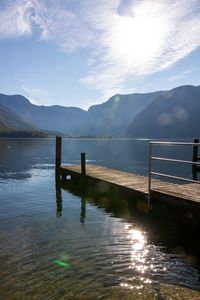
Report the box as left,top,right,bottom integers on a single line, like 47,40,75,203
0,138,200,299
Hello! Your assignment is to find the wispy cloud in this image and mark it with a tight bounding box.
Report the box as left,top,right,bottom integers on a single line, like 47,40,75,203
1,0,200,99
0,0,33,38
21,81,50,105
32,0,95,52
168,68,195,81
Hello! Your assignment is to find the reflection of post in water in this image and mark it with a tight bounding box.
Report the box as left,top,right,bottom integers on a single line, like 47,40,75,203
55,167,61,184
56,183,62,217
80,197,86,224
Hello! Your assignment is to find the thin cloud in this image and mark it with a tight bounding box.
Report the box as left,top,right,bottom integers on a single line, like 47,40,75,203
1,0,200,99
0,0,33,38
21,82,50,105
32,0,95,52
168,69,195,81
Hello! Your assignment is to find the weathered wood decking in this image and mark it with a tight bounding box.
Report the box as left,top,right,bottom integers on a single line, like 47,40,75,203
60,164,200,205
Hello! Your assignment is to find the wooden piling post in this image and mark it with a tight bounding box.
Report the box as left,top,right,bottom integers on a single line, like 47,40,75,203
81,152,86,175
56,136,62,168
192,138,199,181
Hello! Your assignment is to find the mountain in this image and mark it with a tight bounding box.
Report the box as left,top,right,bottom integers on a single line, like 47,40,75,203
0,103,49,138
0,92,162,137
0,94,86,136
1,85,200,138
77,91,163,136
0,102,37,130
125,85,200,138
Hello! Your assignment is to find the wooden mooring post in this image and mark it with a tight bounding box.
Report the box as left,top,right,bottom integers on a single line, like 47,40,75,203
55,136,86,178
192,138,199,181
56,136,62,168
56,136,62,175
81,152,86,175
55,136,62,181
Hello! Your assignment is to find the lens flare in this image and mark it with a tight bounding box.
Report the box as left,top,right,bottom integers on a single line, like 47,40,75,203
54,260,69,267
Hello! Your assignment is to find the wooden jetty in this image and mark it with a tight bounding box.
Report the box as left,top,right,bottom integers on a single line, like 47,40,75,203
56,137,200,208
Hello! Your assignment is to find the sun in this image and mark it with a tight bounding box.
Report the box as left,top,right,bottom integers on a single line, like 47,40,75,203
107,2,170,71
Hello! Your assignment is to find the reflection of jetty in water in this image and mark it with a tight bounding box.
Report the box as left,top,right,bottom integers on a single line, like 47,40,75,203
56,175,86,223
55,174,200,263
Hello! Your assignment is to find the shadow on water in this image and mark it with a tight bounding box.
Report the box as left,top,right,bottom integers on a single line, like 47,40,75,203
56,174,200,266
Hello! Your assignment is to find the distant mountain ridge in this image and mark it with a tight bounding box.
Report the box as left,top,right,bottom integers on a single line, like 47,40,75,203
125,85,200,138
0,102,37,130
0,84,200,138
0,103,49,138
77,91,164,136
0,90,164,136
0,94,86,136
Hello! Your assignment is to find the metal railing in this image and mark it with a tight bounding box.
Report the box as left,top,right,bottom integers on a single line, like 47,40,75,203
148,141,200,202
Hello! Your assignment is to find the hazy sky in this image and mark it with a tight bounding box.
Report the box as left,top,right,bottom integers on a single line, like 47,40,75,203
0,0,200,109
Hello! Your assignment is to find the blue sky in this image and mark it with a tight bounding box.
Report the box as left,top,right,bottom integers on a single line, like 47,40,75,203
0,0,200,109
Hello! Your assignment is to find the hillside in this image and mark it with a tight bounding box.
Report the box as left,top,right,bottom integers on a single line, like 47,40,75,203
125,85,200,138
77,91,163,136
0,103,49,138
0,103,37,130
0,129,48,138
0,94,86,136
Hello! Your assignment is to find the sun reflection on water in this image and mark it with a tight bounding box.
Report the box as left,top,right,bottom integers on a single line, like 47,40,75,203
120,227,155,291
129,229,148,272
119,225,171,293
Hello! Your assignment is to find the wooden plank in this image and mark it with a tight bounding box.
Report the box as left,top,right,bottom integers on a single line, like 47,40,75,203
60,164,200,204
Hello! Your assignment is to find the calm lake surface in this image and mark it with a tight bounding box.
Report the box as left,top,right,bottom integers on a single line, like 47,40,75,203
0,138,200,299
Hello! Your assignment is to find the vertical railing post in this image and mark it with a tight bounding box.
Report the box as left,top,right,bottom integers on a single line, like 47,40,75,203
148,142,152,209
192,138,199,181
56,136,62,168
81,152,86,175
